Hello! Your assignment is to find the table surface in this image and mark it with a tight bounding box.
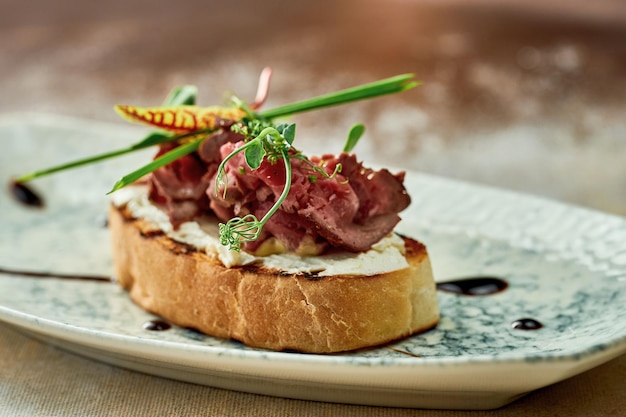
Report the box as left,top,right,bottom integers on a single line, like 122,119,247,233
1,323,624,416
1,1,625,415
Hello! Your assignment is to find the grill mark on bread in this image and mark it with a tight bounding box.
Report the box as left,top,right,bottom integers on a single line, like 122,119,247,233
131,221,199,256
241,264,326,280
166,240,199,255
400,233,425,255
119,206,136,223
120,205,195,255
139,229,166,238
302,273,324,281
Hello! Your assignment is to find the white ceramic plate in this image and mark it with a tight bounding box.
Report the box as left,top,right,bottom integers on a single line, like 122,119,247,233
1,114,625,410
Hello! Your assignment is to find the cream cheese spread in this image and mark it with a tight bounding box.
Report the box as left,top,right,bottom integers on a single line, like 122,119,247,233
110,186,409,276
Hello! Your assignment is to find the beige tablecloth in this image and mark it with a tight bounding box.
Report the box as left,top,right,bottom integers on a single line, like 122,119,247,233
1,323,623,416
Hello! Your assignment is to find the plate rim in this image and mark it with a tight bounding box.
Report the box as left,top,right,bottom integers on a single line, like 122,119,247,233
1,113,625,408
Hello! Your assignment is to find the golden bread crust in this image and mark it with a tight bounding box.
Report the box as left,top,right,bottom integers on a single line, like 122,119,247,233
109,204,439,353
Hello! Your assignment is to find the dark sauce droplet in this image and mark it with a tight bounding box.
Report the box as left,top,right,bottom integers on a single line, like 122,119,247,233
9,180,44,208
436,276,508,296
143,319,171,331
512,318,543,330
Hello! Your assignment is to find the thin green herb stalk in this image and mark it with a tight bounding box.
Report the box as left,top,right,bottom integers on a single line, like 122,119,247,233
107,137,204,194
260,148,292,222
15,85,198,183
15,147,143,183
259,74,419,119
215,140,259,199
15,131,176,182
15,128,215,183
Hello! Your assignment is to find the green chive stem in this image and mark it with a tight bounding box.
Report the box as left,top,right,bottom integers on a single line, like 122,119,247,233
259,74,418,119
107,138,203,194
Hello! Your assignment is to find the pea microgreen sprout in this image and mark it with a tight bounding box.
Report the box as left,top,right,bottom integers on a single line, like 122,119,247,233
219,214,264,249
215,117,357,251
215,122,294,251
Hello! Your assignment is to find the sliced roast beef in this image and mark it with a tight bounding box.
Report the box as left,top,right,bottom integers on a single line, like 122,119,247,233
312,153,410,223
151,132,412,252
208,142,411,253
152,152,209,201
198,130,245,164
150,131,240,227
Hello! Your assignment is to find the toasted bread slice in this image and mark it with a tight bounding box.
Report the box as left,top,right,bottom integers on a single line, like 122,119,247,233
109,204,439,353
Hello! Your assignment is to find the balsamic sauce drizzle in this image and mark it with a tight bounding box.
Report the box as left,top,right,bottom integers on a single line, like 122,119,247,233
0,267,111,282
143,320,171,331
9,180,44,208
436,276,508,296
511,318,543,330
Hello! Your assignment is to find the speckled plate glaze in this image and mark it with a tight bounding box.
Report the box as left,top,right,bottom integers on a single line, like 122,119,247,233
1,114,625,410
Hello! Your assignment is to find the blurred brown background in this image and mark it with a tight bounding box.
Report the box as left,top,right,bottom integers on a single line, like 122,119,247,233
1,0,625,215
